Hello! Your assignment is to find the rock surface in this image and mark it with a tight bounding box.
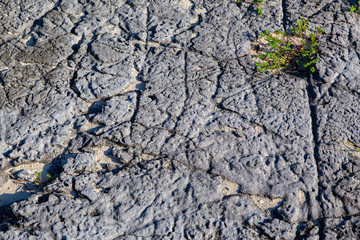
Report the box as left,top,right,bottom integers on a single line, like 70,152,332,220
0,0,359,239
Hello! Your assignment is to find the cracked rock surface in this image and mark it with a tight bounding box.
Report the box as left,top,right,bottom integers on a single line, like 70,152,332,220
0,0,359,239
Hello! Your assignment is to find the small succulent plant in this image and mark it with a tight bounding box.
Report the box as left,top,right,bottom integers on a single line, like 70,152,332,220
235,0,265,16
33,171,53,186
9,170,53,190
350,1,360,13
255,17,324,73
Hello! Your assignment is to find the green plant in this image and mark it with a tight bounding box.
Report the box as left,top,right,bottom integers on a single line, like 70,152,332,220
33,171,52,186
350,1,360,13
9,170,53,189
343,140,360,152
235,0,265,16
255,17,324,73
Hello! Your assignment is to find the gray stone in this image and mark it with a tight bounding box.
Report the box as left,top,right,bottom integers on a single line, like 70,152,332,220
88,92,137,126
61,153,97,176
1,0,359,239
322,216,360,239
9,170,32,182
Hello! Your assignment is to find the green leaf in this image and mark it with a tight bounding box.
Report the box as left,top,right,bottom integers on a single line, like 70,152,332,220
350,5,356,13
310,67,316,73
256,62,268,67
258,54,266,59
301,51,309,57
304,59,318,67
257,7,263,16
311,41,318,47
256,68,267,72
46,173,52,179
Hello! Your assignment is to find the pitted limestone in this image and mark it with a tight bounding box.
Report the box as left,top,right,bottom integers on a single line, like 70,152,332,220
1,0,359,239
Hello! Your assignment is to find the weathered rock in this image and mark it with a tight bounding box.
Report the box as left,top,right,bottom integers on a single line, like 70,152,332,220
0,0,359,239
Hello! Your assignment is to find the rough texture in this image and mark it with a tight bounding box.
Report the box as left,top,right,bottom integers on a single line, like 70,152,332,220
0,0,359,239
